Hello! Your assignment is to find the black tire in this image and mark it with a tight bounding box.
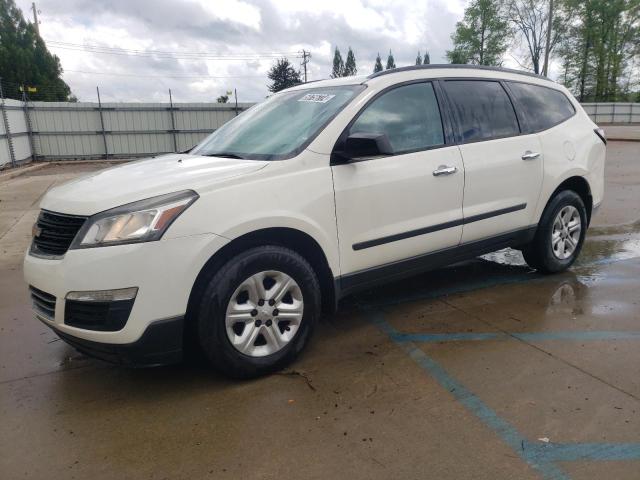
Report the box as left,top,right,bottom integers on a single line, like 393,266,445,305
194,245,320,379
522,190,587,274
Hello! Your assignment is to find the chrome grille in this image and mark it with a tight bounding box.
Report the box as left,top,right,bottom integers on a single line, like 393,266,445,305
31,210,86,257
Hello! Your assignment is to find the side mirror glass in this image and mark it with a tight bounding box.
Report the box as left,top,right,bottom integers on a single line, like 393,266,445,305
336,132,393,162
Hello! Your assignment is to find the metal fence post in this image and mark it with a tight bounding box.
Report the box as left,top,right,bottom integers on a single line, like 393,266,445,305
0,78,17,167
168,89,178,152
612,102,616,123
96,86,108,159
22,89,37,162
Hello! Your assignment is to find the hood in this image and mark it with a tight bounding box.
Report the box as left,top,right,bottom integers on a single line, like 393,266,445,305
40,154,268,215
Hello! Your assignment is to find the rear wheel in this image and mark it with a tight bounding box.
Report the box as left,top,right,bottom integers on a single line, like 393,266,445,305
195,246,320,378
522,190,587,273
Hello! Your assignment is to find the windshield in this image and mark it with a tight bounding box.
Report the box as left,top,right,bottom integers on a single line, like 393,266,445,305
191,85,364,160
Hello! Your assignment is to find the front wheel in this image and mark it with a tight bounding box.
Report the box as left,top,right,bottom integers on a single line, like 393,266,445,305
522,190,587,273
195,246,320,378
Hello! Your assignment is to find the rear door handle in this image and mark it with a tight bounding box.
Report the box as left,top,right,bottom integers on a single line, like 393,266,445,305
433,165,458,176
521,151,540,161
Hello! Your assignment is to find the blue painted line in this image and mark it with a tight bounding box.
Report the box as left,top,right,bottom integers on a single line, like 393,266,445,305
370,311,640,479
371,311,569,480
515,331,640,342
390,331,640,344
527,442,640,462
391,331,501,342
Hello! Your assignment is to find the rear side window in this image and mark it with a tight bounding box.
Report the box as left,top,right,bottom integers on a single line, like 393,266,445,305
443,80,519,143
350,82,444,154
507,82,575,132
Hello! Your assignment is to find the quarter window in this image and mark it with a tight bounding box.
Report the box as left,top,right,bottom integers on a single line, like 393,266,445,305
507,82,575,132
443,80,520,142
350,82,445,154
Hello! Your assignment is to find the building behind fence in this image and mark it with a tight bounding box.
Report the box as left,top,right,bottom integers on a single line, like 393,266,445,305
1,98,638,168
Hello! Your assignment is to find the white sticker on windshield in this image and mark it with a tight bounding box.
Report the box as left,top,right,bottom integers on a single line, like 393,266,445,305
298,93,336,103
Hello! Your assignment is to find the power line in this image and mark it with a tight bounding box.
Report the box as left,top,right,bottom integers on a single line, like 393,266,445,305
47,40,297,57
63,69,266,79
46,40,300,61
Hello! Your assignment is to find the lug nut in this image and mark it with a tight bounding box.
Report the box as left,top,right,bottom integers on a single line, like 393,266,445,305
268,299,275,306
255,319,262,327
258,299,265,306
251,309,258,317
273,309,279,316
265,319,272,326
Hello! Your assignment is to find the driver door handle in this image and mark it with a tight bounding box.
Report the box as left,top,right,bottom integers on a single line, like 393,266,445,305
521,151,540,161
433,165,458,176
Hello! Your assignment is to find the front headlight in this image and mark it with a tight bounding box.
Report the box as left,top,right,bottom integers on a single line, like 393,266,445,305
70,190,199,249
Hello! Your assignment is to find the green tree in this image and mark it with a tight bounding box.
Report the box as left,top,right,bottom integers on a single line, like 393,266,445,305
415,51,423,65
423,50,431,64
448,49,469,64
216,94,229,103
343,47,357,76
386,50,396,69
0,0,71,101
373,53,383,73
331,47,344,78
267,58,301,93
446,0,511,66
559,0,639,101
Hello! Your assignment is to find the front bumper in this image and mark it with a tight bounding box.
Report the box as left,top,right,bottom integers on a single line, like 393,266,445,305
24,232,228,346
43,316,184,367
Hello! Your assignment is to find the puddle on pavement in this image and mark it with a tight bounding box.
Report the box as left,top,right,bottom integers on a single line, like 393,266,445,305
347,219,640,311
481,221,640,271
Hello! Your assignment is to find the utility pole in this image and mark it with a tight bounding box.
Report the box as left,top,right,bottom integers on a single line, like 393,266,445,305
542,0,553,76
31,2,40,36
300,50,311,83
234,88,238,116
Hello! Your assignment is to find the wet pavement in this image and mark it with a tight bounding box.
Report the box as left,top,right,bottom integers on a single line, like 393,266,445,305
1,144,639,479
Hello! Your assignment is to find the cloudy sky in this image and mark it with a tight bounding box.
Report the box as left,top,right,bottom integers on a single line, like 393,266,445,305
16,0,479,103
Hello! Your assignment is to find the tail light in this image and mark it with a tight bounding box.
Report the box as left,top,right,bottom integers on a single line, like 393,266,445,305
594,127,607,145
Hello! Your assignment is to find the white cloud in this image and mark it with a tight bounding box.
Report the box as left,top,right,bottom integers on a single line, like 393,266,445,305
14,0,469,102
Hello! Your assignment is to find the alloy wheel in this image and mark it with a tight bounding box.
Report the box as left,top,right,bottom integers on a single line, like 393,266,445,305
551,205,582,260
225,270,304,357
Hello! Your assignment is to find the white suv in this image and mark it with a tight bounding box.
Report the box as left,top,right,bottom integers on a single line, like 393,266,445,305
24,65,606,377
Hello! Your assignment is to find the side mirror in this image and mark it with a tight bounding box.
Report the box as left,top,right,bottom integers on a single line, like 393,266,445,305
334,132,394,163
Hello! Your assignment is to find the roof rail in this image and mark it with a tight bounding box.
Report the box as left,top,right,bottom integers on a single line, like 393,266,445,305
367,64,551,82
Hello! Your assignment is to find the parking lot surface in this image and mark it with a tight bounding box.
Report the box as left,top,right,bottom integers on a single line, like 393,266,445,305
1,143,639,479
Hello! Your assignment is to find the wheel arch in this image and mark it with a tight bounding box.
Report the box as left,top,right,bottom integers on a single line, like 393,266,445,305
185,227,337,337
547,175,593,225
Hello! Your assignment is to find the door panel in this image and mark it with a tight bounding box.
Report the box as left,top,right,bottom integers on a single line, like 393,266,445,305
458,134,543,243
441,79,544,243
332,146,464,275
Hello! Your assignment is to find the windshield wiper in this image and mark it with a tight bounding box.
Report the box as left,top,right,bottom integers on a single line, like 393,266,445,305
201,152,246,159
